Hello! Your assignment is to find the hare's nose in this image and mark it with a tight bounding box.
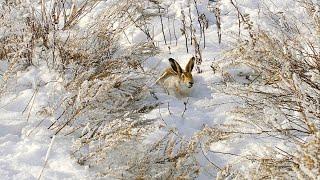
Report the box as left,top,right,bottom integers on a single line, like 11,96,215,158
189,82,193,87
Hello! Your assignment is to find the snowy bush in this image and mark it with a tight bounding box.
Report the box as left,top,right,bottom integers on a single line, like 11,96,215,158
0,0,201,178
0,1,33,82
0,0,202,178
215,0,320,178
58,1,203,176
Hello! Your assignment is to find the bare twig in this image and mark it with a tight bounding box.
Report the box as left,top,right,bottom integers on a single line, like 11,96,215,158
37,135,56,180
181,98,189,117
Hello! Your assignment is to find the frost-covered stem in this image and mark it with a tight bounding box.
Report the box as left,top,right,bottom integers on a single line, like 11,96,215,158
38,135,56,180
192,35,202,73
26,88,38,122
152,25,155,40
52,1,63,68
41,0,47,23
123,31,131,44
188,2,193,45
181,98,189,117
203,23,206,48
62,0,67,24
294,82,318,134
22,87,39,122
200,143,222,171
167,102,172,115
48,110,66,130
213,1,222,44
125,10,156,47
199,13,208,48
63,0,99,30
159,7,167,45
236,10,241,37
230,0,255,41
193,0,203,39
26,117,47,137
54,108,82,135
159,105,168,126
185,32,189,53
167,9,172,45
52,26,57,69
51,0,60,69
230,0,242,37
64,0,89,28
172,18,178,46
181,10,189,53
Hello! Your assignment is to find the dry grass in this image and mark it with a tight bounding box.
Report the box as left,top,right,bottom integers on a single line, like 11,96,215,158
212,0,320,178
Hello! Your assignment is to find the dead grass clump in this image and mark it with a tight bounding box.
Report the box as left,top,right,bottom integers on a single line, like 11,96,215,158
214,0,319,178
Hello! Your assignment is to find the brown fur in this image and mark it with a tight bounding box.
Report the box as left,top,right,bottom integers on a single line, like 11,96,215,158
156,57,195,97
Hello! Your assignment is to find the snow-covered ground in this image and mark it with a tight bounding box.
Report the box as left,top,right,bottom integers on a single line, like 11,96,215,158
0,0,317,179
0,109,88,179
0,65,89,179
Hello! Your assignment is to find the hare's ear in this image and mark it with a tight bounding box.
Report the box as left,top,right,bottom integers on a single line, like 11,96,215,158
169,58,183,75
185,57,195,72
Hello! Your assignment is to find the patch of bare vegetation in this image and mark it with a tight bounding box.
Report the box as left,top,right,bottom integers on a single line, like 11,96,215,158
212,0,320,178
0,0,204,178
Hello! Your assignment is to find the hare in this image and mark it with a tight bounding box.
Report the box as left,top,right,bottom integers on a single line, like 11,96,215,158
156,57,195,97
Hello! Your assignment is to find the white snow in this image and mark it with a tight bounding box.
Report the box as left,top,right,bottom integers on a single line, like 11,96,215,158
1,0,315,179
0,65,89,179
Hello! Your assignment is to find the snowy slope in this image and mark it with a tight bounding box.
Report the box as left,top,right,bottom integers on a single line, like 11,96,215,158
0,0,316,179
136,0,313,178
0,110,88,180
0,65,89,179
0,0,258,179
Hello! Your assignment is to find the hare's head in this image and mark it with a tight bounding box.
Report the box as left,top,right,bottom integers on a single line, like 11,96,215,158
169,57,195,88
